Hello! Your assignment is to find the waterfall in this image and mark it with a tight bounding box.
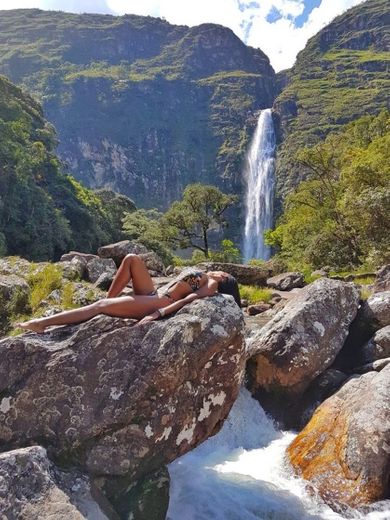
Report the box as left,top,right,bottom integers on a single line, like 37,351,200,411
167,388,390,520
243,108,276,262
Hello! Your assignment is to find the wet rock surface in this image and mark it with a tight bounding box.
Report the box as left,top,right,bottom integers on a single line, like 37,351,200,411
288,364,390,509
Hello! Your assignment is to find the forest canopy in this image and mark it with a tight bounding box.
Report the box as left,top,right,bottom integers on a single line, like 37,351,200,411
266,110,390,271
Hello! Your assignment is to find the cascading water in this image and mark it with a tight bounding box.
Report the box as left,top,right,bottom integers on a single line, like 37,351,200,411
167,388,390,520
243,109,276,262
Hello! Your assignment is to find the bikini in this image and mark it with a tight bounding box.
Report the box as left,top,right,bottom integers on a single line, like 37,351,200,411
155,269,204,303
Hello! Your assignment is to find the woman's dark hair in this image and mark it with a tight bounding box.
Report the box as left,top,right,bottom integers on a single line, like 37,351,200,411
217,275,241,308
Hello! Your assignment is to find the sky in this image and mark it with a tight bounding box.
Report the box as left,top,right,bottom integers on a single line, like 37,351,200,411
0,0,367,71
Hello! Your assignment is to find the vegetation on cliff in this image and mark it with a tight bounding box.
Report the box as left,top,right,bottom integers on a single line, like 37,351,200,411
0,9,275,212
267,111,390,270
273,0,390,203
0,75,135,261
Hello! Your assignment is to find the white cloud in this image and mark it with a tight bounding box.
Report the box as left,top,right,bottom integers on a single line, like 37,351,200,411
106,0,367,71
0,0,39,7
0,0,369,71
246,0,367,71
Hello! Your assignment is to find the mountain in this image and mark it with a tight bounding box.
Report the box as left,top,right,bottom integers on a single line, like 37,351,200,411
0,74,135,260
273,0,390,204
0,9,276,211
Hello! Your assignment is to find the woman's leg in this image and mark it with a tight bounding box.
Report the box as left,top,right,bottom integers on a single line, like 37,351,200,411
107,254,155,297
17,295,157,333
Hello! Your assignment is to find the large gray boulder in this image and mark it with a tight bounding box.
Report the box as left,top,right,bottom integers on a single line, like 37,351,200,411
0,446,108,519
288,364,390,509
247,279,360,407
0,295,245,482
266,272,304,291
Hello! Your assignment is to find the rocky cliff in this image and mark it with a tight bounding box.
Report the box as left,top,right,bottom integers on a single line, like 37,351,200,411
0,9,276,211
273,0,390,204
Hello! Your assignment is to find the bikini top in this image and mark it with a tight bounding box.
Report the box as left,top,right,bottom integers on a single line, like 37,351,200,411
161,268,204,298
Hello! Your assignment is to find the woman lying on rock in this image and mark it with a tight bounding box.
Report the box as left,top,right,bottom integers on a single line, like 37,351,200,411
18,254,241,333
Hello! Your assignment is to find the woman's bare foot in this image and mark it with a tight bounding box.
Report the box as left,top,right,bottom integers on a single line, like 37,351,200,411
16,320,46,333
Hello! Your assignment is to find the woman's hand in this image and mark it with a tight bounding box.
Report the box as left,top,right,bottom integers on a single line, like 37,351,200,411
133,311,160,327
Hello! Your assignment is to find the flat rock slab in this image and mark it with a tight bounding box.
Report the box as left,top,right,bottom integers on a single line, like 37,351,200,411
0,295,245,482
197,262,271,286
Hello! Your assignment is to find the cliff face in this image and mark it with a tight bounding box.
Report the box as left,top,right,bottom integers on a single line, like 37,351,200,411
273,0,390,204
0,10,276,210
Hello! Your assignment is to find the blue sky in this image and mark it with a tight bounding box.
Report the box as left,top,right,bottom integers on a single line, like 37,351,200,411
0,0,367,71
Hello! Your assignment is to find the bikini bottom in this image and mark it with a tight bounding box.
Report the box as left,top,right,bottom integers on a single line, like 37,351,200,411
148,290,176,303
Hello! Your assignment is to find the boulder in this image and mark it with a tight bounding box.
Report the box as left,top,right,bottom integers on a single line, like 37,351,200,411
139,251,165,275
0,273,30,313
61,257,86,281
0,274,30,333
247,279,360,417
85,257,117,284
0,256,31,278
0,446,108,519
354,357,390,374
197,262,271,286
60,252,98,264
0,295,245,483
72,283,105,306
247,303,272,316
97,240,149,266
358,326,390,365
288,365,390,509
361,291,390,328
298,369,349,428
266,272,304,291
333,292,390,372
374,265,390,292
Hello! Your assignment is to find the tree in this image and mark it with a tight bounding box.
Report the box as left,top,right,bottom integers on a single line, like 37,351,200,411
122,208,173,265
161,184,238,258
267,111,390,270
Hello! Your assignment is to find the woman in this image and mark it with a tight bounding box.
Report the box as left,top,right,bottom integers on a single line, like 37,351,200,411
18,254,240,333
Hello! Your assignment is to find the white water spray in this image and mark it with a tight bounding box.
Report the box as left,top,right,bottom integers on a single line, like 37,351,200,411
243,109,276,262
167,388,390,520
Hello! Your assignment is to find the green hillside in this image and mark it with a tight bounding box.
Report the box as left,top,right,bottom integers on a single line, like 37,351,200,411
273,0,390,203
0,74,135,261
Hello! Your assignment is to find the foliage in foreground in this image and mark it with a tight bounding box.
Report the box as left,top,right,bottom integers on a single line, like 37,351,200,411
266,111,390,271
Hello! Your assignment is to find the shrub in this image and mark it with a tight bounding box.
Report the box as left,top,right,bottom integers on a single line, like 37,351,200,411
28,264,63,311
238,284,273,304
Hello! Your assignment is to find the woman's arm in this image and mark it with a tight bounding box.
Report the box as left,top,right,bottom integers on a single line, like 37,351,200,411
135,276,218,326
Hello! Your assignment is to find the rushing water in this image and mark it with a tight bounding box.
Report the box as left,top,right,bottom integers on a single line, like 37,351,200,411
167,388,390,520
243,109,276,262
